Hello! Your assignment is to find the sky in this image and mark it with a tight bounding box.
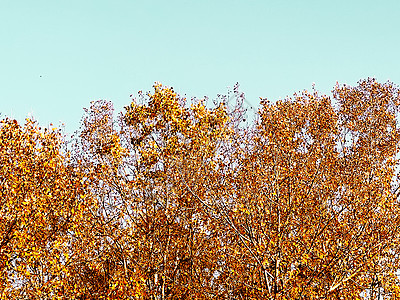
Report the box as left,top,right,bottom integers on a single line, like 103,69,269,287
1,0,400,134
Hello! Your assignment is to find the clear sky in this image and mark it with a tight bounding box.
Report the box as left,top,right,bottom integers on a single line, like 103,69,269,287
1,0,400,134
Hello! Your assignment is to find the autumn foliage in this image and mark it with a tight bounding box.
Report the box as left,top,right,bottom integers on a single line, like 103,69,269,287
1,78,400,299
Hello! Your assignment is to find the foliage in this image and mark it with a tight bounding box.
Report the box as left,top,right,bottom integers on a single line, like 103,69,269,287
1,78,400,299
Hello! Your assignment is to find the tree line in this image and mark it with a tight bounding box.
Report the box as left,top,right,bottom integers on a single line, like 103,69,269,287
1,78,400,299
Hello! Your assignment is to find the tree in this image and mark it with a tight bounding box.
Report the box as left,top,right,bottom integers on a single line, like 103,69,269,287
0,118,90,299
203,78,400,299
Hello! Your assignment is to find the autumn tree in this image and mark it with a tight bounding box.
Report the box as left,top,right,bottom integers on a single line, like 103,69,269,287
0,118,90,299
69,84,243,299
205,78,400,299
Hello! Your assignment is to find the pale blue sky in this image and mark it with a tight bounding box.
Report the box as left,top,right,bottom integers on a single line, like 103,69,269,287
1,0,400,134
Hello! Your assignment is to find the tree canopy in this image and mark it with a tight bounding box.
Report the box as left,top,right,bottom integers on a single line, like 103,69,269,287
1,78,400,299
